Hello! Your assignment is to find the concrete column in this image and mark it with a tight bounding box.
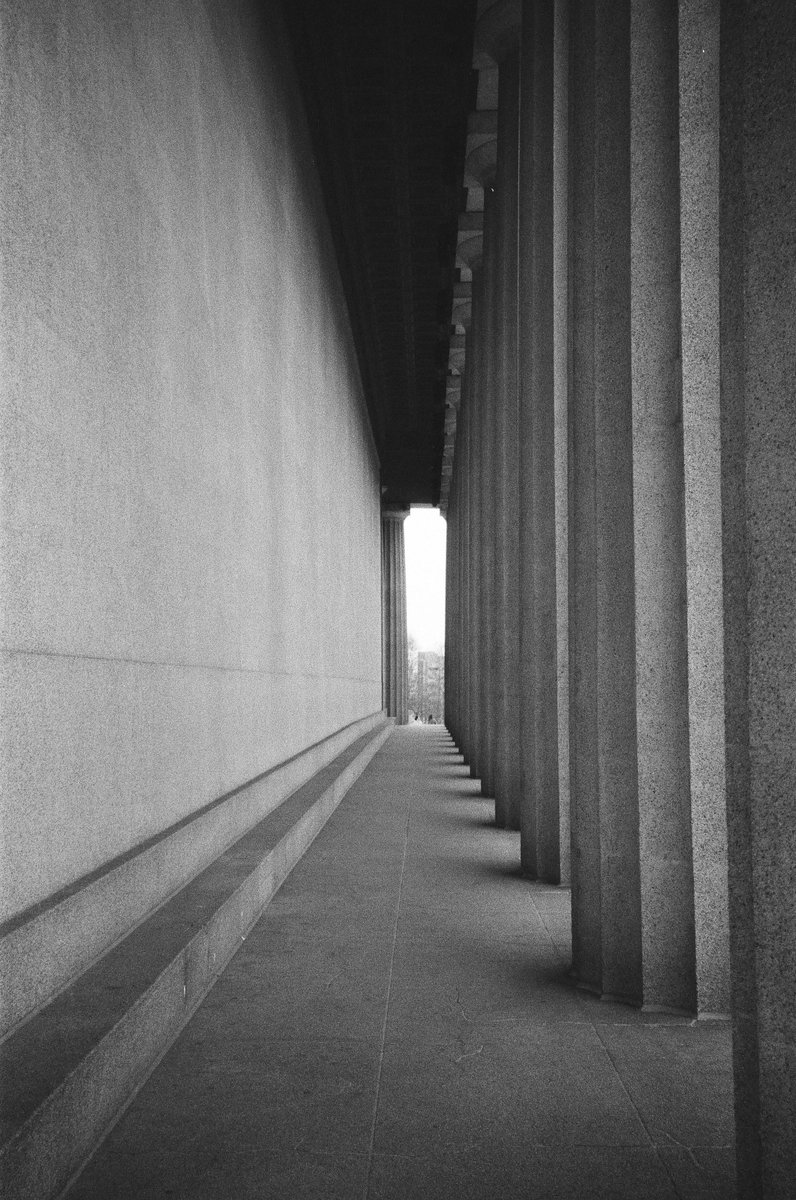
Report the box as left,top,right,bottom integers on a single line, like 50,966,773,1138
570,0,728,1014
472,1,522,828
678,0,729,1014
459,362,473,762
720,2,796,1194
518,0,561,879
444,472,457,738
381,506,409,724
552,0,571,885
453,392,465,745
569,0,643,1001
467,269,485,780
630,0,697,1011
451,461,462,741
477,190,498,800
492,46,521,832
452,301,472,761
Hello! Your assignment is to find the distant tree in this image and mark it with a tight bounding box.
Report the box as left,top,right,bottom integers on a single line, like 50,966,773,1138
408,634,419,714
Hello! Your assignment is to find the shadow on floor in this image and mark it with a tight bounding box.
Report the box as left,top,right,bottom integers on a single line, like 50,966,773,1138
65,725,736,1200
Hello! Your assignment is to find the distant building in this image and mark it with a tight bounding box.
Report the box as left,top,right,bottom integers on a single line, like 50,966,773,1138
416,651,445,724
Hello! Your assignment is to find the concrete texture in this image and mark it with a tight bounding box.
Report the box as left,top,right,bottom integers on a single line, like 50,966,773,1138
492,47,521,832
0,722,390,1200
62,728,735,1200
380,509,409,725
478,191,498,802
720,2,796,1194
519,0,562,881
678,0,730,1016
452,407,466,757
463,316,480,778
0,0,382,928
468,271,486,783
630,0,697,1012
568,0,643,1003
553,0,571,887
0,709,385,1039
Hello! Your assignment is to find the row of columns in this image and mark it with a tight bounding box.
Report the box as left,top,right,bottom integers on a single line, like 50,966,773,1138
381,506,409,724
441,1,795,1197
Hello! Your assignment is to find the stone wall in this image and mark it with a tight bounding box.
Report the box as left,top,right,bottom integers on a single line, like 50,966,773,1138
0,0,382,926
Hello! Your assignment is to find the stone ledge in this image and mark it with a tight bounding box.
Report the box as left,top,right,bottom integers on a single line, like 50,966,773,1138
0,709,386,1040
0,720,391,1200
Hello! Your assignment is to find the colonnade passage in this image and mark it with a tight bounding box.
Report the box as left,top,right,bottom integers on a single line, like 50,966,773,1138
439,2,795,1199
62,728,735,1200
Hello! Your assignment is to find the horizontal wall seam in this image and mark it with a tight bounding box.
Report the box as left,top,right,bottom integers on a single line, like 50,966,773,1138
0,646,381,682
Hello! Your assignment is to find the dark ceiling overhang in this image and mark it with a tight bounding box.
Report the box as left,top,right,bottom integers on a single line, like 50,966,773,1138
284,0,477,507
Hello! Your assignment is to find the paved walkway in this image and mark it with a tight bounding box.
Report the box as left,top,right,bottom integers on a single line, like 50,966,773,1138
67,727,736,1199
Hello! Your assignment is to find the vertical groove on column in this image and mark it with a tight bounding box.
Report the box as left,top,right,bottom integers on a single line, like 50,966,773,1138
519,0,561,880
468,276,484,780
721,2,796,1194
553,0,571,885
479,192,498,802
678,0,729,1016
381,509,409,725
459,362,470,762
461,354,473,763
494,49,521,831
630,0,696,1012
569,0,643,1003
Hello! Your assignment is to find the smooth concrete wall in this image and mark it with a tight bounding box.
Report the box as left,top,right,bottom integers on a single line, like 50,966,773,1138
0,0,382,927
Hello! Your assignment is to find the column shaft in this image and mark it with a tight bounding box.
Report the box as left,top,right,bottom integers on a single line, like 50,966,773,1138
678,0,729,1014
478,194,498,799
493,49,521,830
630,0,697,1010
552,0,571,884
519,0,561,879
720,1,796,1193
444,470,457,737
468,274,485,779
460,360,473,762
569,0,643,1001
381,509,409,724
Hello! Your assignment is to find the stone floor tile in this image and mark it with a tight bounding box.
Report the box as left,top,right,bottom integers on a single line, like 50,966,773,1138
67,1033,380,1200
657,1147,737,1199
261,892,398,942
70,1144,369,1200
385,942,584,1033
373,1025,651,1156
368,1145,681,1199
194,938,392,1041
595,1024,735,1147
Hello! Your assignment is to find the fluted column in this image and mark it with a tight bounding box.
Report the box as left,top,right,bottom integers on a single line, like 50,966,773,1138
467,293,483,778
720,1,796,1193
381,506,409,724
569,0,731,1015
477,191,498,799
679,0,729,1016
552,0,570,884
469,2,522,828
458,363,473,762
518,0,562,878
459,206,490,787
569,0,643,1002
490,25,522,831
457,221,485,779
630,0,698,1011
443,486,456,737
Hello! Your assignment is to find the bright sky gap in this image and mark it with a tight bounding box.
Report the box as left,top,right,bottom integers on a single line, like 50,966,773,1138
404,507,447,653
